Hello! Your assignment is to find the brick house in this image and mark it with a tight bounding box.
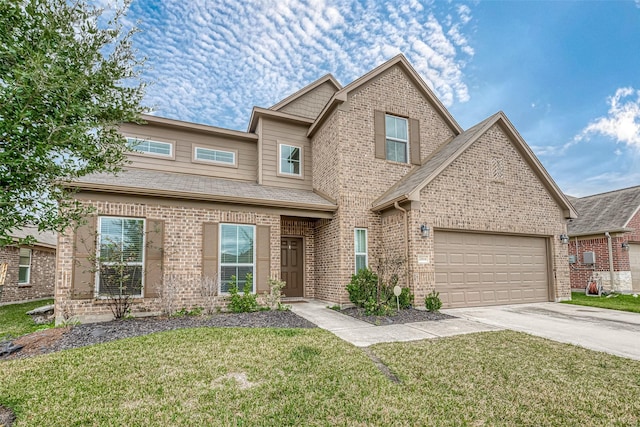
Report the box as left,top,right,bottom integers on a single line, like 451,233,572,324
55,54,577,323
0,226,57,305
567,186,640,292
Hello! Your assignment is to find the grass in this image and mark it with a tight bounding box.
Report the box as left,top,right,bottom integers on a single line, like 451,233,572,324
0,299,54,340
1,328,639,426
562,291,640,313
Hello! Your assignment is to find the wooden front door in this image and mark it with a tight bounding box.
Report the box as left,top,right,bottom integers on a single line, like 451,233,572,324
281,237,304,297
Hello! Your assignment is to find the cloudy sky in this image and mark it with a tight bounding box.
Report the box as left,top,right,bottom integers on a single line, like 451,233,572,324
117,0,640,197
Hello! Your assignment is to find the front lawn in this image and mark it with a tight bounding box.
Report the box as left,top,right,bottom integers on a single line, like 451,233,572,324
0,299,54,340
1,328,639,426
562,291,640,313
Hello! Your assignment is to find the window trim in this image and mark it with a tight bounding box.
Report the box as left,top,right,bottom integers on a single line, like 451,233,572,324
354,228,368,273
277,142,304,179
18,248,31,285
192,144,238,168
385,114,409,164
218,223,256,295
125,135,176,160
95,216,146,299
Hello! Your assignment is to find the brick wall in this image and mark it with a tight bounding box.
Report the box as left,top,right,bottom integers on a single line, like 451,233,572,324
55,198,281,323
568,233,632,290
0,246,55,304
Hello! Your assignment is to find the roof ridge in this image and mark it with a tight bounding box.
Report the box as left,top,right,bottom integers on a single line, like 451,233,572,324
576,184,640,200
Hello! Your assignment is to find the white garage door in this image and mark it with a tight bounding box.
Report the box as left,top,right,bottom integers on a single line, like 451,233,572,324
435,231,549,308
630,243,640,292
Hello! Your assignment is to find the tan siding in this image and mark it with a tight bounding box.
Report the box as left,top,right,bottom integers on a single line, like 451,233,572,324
260,118,312,190
120,123,257,182
278,81,337,120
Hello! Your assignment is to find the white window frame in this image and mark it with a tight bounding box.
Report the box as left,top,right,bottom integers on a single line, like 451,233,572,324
385,114,409,163
96,216,146,298
126,137,175,159
354,228,368,273
277,143,303,178
219,223,256,294
18,248,31,285
193,145,237,168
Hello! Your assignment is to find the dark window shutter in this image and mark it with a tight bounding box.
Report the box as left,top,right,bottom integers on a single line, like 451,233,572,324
202,222,219,281
374,110,386,159
256,225,271,293
144,219,164,298
71,216,97,299
410,118,421,165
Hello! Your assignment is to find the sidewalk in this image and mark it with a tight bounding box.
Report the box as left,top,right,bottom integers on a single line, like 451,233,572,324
290,299,501,347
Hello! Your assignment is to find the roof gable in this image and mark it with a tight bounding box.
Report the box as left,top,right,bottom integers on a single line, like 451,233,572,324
567,185,640,236
372,111,577,219
270,74,341,115
308,54,462,137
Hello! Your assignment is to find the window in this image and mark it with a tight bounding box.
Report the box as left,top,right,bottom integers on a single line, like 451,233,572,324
279,144,302,176
354,228,368,273
97,217,145,297
127,137,173,157
385,114,408,163
194,146,236,166
220,224,255,293
18,248,31,284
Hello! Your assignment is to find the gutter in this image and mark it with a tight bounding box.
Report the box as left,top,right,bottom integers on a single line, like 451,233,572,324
394,202,410,287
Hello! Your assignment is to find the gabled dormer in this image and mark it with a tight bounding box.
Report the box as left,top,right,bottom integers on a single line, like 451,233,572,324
270,74,341,121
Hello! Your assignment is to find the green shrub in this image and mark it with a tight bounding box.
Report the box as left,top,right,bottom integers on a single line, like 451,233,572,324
346,268,379,307
398,287,414,309
425,290,442,312
346,268,409,316
228,274,259,313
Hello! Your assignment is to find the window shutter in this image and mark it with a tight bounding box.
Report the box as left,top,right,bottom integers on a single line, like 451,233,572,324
202,222,219,281
144,219,164,298
256,225,271,293
374,110,386,159
71,216,97,299
410,118,421,165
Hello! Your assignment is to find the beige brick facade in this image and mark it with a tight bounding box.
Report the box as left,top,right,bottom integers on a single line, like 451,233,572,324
0,246,55,304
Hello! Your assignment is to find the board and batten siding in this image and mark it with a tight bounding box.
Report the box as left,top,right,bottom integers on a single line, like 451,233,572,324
120,123,257,182
259,117,313,190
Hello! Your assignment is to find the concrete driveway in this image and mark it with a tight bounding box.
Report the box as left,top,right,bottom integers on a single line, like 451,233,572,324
443,302,640,361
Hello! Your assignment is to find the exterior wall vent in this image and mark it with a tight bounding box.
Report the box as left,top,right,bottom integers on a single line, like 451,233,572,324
568,255,576,264
583,251,596,265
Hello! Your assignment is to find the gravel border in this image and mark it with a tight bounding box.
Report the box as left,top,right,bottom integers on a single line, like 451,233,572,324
339,307,454,325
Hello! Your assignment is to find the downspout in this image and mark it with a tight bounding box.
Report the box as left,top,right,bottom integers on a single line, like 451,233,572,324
605,232,615,291
394,202,410,287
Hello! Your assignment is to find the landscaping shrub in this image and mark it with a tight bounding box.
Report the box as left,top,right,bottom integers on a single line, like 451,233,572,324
425,290,442,312
346,263,413,316
228,274,259,313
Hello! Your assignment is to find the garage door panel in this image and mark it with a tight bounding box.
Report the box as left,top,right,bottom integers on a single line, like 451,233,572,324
435,231,548,308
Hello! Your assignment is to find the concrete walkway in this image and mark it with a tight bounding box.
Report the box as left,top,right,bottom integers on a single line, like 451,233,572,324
445,302,640,361
290,300,501,347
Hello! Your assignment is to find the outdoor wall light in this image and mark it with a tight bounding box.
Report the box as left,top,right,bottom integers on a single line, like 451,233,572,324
559,234,569,244
420,224,430,238
622,242,630,251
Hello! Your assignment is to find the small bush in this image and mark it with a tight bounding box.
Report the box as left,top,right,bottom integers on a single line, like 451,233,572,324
228,274,259,313
262,278,289,311
346,268,413,316
346,268,380,307
425,290,442,312
397,287,414,309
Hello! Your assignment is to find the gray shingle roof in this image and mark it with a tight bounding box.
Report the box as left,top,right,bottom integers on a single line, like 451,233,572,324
9,226,57,248
373,113,500,209
73,169,337,211
567,186,640,235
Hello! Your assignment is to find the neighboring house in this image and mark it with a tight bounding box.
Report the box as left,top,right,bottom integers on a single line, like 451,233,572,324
0,226,57,305
567,186,640,292
55,54,576,323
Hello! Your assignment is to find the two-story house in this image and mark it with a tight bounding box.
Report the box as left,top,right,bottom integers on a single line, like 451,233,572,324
55,55,577,323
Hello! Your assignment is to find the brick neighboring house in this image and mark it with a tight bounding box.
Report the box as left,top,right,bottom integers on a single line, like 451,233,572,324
55,54,577,323
567,186,640,292
0,226,57,305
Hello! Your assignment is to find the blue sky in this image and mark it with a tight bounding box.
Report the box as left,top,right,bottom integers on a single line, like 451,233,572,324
113,0,640,197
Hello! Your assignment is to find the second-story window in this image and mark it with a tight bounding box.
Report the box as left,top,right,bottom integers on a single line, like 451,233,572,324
127,137,173,157
385,114,408,163
194,147,236,166
279,144,302,177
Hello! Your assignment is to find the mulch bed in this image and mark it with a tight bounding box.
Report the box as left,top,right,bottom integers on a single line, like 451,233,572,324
0,310,316,361
340,307,454,325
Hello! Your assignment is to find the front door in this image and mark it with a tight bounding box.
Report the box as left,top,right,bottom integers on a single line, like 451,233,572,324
281,237,304,297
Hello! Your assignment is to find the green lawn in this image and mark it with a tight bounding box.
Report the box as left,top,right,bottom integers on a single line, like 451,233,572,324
0,299,54,340
562,291,640,313
1,328,639,426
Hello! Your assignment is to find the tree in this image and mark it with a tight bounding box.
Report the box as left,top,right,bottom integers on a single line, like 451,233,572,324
0,0,147,246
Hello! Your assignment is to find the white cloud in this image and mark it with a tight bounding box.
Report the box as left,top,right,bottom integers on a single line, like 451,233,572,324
575,87,640,149
129,0,475,129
